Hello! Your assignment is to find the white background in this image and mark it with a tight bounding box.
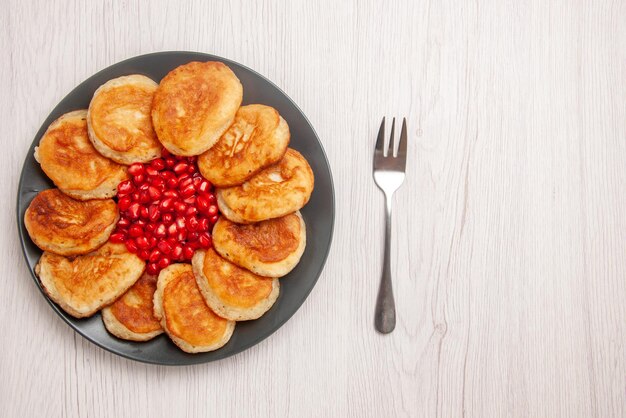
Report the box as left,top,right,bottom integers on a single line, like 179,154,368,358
1,1,625,417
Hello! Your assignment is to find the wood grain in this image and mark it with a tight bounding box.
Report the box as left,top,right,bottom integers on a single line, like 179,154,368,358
1,0,625,417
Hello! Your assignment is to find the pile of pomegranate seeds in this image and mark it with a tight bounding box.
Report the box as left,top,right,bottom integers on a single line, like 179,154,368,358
109,149,219,275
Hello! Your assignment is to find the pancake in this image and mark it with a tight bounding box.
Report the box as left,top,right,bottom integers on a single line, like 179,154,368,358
34,110,129,200
216,148,314,223
212,211,306,277
102,273,163,341
197,104,290,187
192,249,279,321
24,188,119,256
151,61,243,156
87,74,162,164
35,243,145,318
153,264,235,353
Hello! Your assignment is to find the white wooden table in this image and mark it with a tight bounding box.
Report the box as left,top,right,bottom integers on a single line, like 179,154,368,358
1,1,625,417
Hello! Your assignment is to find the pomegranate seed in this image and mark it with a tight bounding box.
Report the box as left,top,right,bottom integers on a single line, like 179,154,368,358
180,185,195,198
185,206,198,217
162,213,174,223
150,158,165,171
128,163,144,176
125,240,138,253
183,196,196,205
148,186,162,200
187,231,199,242
129,224,143,238
133,174,145,185
187,216,199,231
139,191,151,204
177,229,187,241
171,243,183,259
188,240,201,250
157,240,172,254
178,177,193,190
138,249,150,260
187,165,197,174
117,180,134,195
118,196,132,211
182,245,194,260
158,257,171,269
166,177,179,189
148,204,160,222
136,236,150,249
140,205,150,219
198,180,211,193
207,194,217,204
164,157,176,168
146,166,159,177
159,198,174,211
198,218,209,231
173,162,189,175
148,236,158,248
210,215,219,224
145,223,156,234
147,262,159,275
163,190,179,199
167,223,178,236
128,203,141,219
166,237,178,246
196,195,209,211
177,173,190,182
198,232,212,248
109,232,126,243
175,216,186,230
174,201,187,214
154,223,167,238
207,205,218,216
131,192,140,202
117,217,131,229
151,173,165,185
161,148,171,157
138,182,150,191
148,249,161,262
135,219,147,227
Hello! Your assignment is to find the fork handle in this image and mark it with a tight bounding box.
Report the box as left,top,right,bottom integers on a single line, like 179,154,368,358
375,193,396,334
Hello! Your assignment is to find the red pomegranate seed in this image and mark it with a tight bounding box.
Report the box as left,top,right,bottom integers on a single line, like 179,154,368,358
157,240,172,254
159,198,174,211
109,232,126,243
187,165,197,174
150,158,165,171
148,186,162,200
154,223,167,238
198,232,211,248
163,190,179,199
196,195,209,211
139,191,151,204
136,236,150,249
210,214,219,224
140,205,150,219
182,245,194,260
178,177,193,190
176,229,187,241
187,216,199,231
188,240,201,250
198,180,211,193
133,174,145,185
135,219,147,227
149,236,158,248
161,148,171,157
131,192,140,202
185,206,198,217
180,185,195,197
118,196,132,211
138,249,150,260
158,257,171,269
166,177,179,189
148,204,160,222
148,249,161,262
187,231,199,242
128,163,144,176
146,262,159,275
125,240,138,253
177,173,190,182
164,157,176,168
166,236,178,246
198,218,209,231
207,205,218,216
117,217,131,229
128,203,141,219
171,243,183,259
117,180,134,195
145,166,159,177
183,196,196,205
167,223,177,236
173,162,189,175
129,224,143,238
175,216,186,229
207,194,217,204
145,223,156,234
162,213,174,223
138,182,150,191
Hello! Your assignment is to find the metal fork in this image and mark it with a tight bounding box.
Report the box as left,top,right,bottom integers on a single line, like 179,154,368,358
373,117,407,334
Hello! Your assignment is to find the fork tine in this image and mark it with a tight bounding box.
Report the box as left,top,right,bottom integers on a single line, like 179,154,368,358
398,118,407,162
375,117,385,155
387,118,396,157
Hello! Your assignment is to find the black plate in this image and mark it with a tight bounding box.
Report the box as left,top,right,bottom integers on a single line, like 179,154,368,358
16,51,334,365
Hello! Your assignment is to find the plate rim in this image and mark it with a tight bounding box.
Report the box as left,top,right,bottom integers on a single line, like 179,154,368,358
15,50,335,365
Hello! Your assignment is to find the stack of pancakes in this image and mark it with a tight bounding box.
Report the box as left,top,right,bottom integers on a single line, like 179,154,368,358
25,61,314,353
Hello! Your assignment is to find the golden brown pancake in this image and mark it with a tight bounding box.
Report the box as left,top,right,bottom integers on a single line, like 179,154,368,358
102,273,163,341
197,104,290,187
151,61,243,156
212,211,306,277
153,264,235,353
216,148,314,223
24,188,119,256
192,249,279,321
34,110,129,200
35,243,145,318
87,74,162,164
